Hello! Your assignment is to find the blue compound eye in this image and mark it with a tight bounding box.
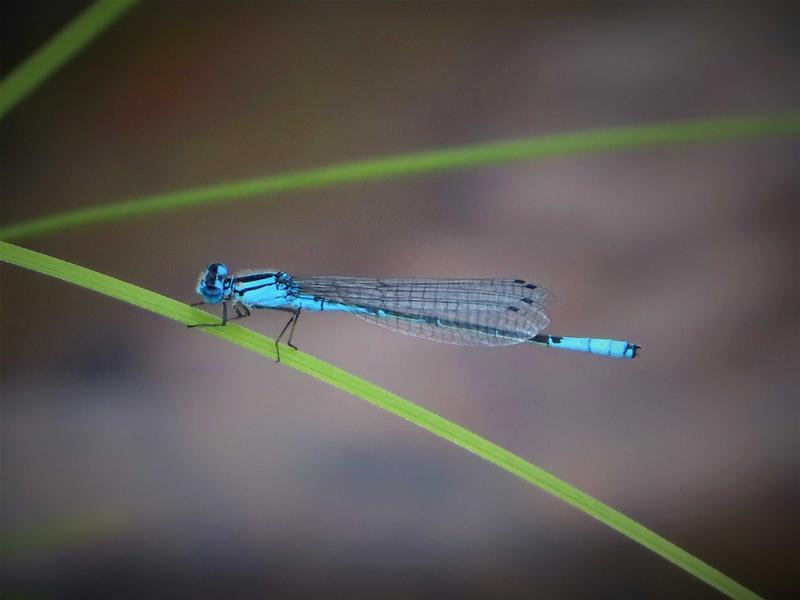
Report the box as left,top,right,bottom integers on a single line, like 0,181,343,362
197,262,229,304
198,281,224,303
207,262,228,278
203,263,228,288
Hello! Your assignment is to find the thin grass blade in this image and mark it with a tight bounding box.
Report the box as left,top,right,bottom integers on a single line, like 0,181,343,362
0,241,763,600
0,0,138,119
1,112,798,241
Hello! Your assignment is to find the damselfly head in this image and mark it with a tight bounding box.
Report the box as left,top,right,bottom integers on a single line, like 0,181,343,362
196,262,229,304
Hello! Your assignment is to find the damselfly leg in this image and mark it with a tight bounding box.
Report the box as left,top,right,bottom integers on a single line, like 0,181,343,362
188,301,250,328
273,308,301,362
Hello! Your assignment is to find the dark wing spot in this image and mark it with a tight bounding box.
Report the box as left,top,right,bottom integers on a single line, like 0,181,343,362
521,298,534,304
525,283,538,289
507,306,519,312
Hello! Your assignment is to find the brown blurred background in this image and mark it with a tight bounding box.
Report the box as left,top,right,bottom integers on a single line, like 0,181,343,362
2,2,799,598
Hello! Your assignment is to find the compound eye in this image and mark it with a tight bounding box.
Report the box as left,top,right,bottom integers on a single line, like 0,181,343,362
201,282,223,299
207,262,228,278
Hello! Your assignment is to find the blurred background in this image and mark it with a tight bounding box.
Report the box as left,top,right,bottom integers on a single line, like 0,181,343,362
2,2,799,598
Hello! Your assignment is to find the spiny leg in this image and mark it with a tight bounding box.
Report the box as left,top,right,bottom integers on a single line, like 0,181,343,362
273,309,300,362
188,301,251,328
286,308,302,350
188,300,229,328
233,303,251,320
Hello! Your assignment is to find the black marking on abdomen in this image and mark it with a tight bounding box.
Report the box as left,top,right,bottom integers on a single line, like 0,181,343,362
529,334,560,345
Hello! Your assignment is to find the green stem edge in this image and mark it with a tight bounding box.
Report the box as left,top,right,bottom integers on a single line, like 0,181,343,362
0,240,762,600
2,112,798,241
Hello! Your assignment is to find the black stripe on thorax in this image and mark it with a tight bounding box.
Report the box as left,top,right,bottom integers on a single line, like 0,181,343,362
237,282,276,294
235,273,276,283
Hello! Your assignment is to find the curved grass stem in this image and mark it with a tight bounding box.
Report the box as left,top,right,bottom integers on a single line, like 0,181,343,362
0,240,762,600
0,0,138,120
1,112,798,241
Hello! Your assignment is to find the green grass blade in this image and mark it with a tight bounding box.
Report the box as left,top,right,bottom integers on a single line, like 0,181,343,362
0,0,138,120
0,240,762,600
2,112,798,241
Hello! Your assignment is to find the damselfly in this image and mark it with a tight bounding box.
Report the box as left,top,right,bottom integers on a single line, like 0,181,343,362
190,263,640,361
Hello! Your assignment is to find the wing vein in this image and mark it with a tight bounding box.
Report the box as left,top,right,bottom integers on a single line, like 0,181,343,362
295,277,552,346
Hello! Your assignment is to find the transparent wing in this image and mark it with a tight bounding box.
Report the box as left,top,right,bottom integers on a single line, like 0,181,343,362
294,277,552,346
